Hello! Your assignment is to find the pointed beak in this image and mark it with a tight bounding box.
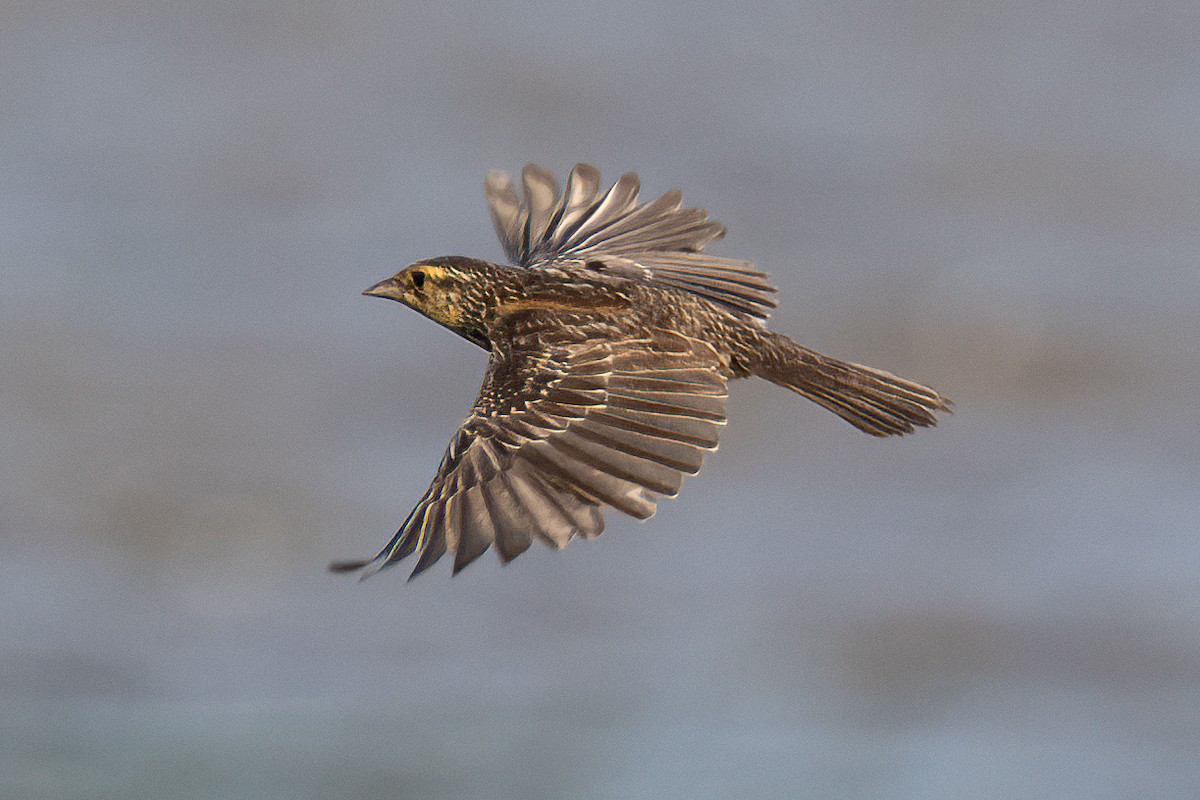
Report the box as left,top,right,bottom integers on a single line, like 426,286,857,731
362,276,401,300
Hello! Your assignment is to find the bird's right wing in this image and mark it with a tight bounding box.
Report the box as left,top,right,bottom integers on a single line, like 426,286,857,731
485,163,778,319
332,311,728,580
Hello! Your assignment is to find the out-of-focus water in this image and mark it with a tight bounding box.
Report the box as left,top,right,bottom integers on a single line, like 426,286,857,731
4,2,1199,798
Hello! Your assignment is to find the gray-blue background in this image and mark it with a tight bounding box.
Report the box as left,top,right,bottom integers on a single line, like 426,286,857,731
4,2,1199,797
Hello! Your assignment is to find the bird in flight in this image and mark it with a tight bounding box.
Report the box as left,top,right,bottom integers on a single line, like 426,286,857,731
332,164,951,580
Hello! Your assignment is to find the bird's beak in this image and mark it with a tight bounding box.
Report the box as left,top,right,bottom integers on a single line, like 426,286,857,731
362,276,401,300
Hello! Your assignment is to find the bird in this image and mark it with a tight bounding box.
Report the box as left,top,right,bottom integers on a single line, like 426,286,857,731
331,163,951,580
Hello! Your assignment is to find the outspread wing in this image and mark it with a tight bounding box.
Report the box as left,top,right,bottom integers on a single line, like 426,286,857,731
485,163,778,319
334,312,729,580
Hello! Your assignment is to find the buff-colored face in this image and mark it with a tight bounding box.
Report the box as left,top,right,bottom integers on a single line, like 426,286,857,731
363,263,469,328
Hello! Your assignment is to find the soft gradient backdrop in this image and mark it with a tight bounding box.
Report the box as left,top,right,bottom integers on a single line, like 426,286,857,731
4,1,1199,798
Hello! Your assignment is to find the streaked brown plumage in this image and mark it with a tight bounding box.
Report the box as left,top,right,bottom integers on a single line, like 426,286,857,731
332,163,952,580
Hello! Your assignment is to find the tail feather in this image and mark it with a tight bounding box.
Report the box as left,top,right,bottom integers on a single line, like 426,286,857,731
754,337,952,437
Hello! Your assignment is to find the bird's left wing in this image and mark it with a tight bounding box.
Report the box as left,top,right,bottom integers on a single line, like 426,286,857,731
332,311,729,580
485,163,778,319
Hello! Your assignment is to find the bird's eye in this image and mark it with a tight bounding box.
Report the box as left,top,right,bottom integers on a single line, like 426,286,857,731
410,270,426,290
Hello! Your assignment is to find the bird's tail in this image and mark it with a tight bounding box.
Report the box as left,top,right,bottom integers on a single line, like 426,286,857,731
752,333,952,437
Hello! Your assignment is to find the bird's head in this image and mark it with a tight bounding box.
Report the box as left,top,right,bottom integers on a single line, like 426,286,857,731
363,257,489,330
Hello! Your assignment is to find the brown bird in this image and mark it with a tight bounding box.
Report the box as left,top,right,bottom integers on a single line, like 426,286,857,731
332,163,951,580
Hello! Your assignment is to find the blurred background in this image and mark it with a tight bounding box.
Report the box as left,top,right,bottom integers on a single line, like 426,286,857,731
3,1,1199,797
